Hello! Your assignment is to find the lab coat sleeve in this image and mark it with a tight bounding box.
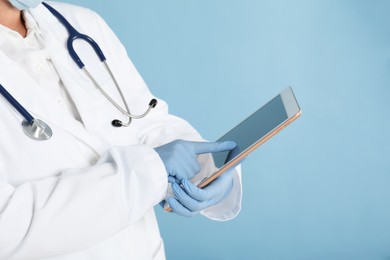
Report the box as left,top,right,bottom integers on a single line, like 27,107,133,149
89,9,243,220
0,145,167,259
136,103,243,221
54,3,242,219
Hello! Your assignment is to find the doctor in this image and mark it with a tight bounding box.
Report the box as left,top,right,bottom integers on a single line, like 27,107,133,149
0,0,242,259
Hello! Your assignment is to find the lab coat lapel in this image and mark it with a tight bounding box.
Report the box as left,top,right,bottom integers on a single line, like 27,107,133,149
0,51,106,154
29,5,124,140
0,23,107,155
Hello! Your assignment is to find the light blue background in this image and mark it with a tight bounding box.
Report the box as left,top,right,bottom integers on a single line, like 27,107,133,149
61,1,390,259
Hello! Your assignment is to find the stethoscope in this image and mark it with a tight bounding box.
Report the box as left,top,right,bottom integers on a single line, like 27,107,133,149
0,2,157,141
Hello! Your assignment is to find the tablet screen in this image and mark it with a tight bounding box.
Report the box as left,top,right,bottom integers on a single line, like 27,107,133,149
212,94,288,168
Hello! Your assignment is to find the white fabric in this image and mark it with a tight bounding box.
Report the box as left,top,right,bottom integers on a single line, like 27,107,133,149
0,2,242,259
0,11,82,122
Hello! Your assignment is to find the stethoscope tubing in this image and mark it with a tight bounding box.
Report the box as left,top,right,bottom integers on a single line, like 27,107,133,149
0,2,158,141
43,2,157,127
0,84,34,124
42,2,106,69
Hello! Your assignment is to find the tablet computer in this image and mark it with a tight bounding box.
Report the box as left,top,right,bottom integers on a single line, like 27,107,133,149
197,87,301,188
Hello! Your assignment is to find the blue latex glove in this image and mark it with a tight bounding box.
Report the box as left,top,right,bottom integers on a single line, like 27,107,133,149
166,167,238,217
155,140,236,183
166,144,242,217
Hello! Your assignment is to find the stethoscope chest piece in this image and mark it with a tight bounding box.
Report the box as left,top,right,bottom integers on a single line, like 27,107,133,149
22,119,53,140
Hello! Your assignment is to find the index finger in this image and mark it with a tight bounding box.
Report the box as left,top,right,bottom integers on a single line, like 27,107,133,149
191,141,236,155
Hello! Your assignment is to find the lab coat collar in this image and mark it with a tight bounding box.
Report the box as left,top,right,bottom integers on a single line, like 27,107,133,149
0,5,107,155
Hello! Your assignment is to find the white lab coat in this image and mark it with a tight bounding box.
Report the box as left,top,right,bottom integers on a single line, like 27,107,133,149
0,2,242,260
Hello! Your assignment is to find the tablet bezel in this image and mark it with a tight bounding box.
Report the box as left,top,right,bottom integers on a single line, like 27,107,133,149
197,87,301,188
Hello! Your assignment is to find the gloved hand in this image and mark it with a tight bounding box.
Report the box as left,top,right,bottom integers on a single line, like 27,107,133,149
166,143,241,217
154,140,237,183
166,167,238,217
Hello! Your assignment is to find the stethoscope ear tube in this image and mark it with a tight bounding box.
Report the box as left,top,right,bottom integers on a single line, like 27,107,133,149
44,2,158,128
111,99,158,127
